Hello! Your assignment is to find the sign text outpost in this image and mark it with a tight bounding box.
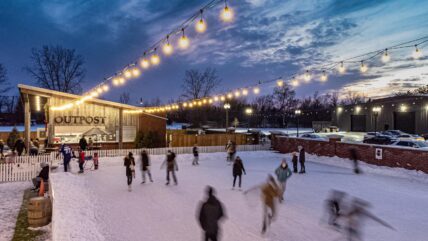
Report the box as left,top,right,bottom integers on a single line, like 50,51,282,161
54,116,106,125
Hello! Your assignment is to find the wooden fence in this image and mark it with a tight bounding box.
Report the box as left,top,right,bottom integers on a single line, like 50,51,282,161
0,144,270,182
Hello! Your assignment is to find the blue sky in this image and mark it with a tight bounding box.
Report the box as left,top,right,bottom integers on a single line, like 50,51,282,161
0,0,427,104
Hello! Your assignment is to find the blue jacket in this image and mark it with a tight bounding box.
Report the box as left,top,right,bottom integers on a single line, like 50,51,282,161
275,166,292,182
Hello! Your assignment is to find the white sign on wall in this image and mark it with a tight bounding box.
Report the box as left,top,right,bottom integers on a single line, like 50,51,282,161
375,148,383,160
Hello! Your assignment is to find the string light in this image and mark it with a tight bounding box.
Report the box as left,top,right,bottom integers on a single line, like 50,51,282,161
214,96,219,101
220,96,226,101
291,77,299,87
253,87,260,94
227,93,233,99
179,28,190,49
413,45,422,59
338,61,346,74
140,53,150,69
132,68,141,78
196,9,207,33
382,48,390,63
276,79,284,87
151,49,161,65
112,77,120,86
304,70,311,82
221,1,233,22
102,85,109,92
124,69,132,79
118,77,126,85
360,61,368,73
234,90,241,97
242,89,248,96
162,35,174,56
320,71,328,82
96,87,103,94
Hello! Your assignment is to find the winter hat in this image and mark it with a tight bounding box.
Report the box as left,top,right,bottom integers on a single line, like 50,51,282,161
206,186,215,197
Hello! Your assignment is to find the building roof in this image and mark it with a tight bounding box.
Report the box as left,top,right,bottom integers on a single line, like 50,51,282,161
339,94,428,107
18,84,167,120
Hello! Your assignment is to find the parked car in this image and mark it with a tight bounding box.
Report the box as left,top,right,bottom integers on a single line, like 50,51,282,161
383,130,409,137
363,135,396,145
300,133,325,139
391,140,428,150
363,132,381,140
396,134,425,141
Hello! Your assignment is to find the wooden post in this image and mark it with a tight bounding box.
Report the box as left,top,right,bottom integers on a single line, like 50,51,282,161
24,94,31,153
119,108,123,149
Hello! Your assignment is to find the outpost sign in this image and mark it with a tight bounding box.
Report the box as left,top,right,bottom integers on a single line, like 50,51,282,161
54,116,106,125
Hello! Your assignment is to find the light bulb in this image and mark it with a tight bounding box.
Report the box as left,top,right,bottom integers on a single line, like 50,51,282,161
91,91,98,98
304,70,311,82
338,62,346,74
179,35,190,49
277,80,284,87
227,93,233,99
118,77,125,85
102,85,109,92
382,49,390,63
162,36,174,55
140,56,150,69
151,53,160,65
291,79,299,87
413,45,422,59
242,89,248,96
96,87,103,94
221,5,233,22
124,70,132,79
113,78,120,86
132,68,141,77
234,91,241,97
196,19,207,33
220,96,226,101
253,87,260,94
320,71,328,82
214,96,219,102
360,61,368,73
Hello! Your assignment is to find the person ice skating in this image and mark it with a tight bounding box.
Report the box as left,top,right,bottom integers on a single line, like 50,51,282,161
275,159,292,202
32,163,49,191
291,152,298,173
93,152,99,170
225,140,236,164
325,190,347,228
58,143,73,172
140,150,153,183
193,144,199,165
13,137,26,156
78,150,85,173
232,156,246,190
79,136,88,151
298,146,306,174
198,186,226,241
349,148,361,174
124,152,136,191
345,198,394,241
161,150,178,185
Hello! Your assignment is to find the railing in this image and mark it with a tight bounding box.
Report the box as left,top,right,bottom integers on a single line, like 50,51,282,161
0,144,270,182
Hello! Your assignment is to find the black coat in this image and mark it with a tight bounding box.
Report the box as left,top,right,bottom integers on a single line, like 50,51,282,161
299,148,305,163
79,138,88,151
292,155,298,165
38,166,49,181
193,147,199,157
166,152,177,171
14,139,26,152
233,159,246,176
199,195,225,234
141,153,150,171
124,157,135,176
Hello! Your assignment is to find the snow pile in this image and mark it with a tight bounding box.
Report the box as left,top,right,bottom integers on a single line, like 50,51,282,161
0,181,30,240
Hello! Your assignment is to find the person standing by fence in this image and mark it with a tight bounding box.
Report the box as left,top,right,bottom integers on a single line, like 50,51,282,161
193,144,199,166
58,143,73,172
140,150,153,183
124,152,136,192
291,152,298,173
161,150,178,185
14,137,26,156
298,146,306,174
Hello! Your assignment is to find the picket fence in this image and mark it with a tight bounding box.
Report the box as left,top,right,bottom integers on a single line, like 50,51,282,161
0,144,270,182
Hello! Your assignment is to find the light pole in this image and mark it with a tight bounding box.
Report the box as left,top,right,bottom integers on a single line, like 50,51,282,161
224,103,231,129
295,109,302,137
245,108,253,129
372,107,381,135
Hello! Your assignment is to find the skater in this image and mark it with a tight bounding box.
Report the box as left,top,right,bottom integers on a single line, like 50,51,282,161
275,159,292,202
325,190,347,228
79,136,88,151
0,139,4,159
349,148,361,174
140,150,153,183
232,156,246,189
198,186,226,241
192,144,199,165
161,150,178,185
291,152,298,173
13,137,26,156
225,140,236,164
58,143,73,172
32,163,49,191
298,146,306,174
345,198,394,241
93,152,99,170
78,150,85,173
124,152,136,191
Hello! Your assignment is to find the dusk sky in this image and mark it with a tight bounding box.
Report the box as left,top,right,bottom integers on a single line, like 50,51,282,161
1,0,428,105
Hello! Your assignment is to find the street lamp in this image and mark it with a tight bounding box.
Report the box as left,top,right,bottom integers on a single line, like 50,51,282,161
372,107,381,135
224,103,231,129
295,109,302,137
245,108,253,129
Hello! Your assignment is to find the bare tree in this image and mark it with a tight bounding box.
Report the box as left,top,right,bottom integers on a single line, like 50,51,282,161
181,68,221,99
0,63,11,94
340,91,366,105
25,45,85,94
119,92,131,104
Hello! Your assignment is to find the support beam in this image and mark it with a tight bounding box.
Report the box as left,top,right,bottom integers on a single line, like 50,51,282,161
24,94,31,154
119,108,123,149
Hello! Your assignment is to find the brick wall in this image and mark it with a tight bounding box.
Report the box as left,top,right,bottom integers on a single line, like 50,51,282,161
275,136,428,173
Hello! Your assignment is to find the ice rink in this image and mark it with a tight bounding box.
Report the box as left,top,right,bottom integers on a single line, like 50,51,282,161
51,151,428,241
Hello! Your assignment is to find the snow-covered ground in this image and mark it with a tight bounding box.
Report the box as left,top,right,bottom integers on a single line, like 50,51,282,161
50,151,428,241
0,181,31,240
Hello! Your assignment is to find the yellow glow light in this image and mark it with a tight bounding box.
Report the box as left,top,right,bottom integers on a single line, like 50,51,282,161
360,61,368,73
203,99,207,104
220,96,226,101
413,45,422,59
382,49,390,63
338,62,346,74
102,85,109,92
277,79,284,87
253,87,260,94
209,99,213,104
197,101,202,106
320,71,328,82
91,91,99,98
245,108,253,115
113,78,120,86
124,70,132,79
189,103,194,108
162,37,174,56
214,96,219,102
118,77,126,85
227,93,233,99
221,5,234,22
151,53,160,65
337,107,343,113
132,68,141,77
234,91,241,97
355,106,361,113
140,58,150,69
179,35,190,49
196,19,207,33
400,105,407,112
97,87,103,94
242,89,248,96
291,79,299,87
304,70,311,82
183,102,188,107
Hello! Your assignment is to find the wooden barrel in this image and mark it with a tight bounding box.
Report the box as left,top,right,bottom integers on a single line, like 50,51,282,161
28,197,52,227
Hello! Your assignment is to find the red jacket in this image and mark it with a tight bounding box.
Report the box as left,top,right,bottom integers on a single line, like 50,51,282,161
79,151,85,163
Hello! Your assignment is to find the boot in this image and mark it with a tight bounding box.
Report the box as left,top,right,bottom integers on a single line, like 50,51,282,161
128,185,132,192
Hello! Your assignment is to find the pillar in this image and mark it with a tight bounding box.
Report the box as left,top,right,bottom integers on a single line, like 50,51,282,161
119,108,123,149
24,94,31,153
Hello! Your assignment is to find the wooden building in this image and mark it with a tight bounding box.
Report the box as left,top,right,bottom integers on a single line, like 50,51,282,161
18,85,167,150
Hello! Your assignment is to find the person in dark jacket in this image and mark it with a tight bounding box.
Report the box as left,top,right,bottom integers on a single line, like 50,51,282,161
79,137,88,151
291,152,298,173
13,138,26,156
298,146,306,174
32,163,49,190
57,143,73,172
198,186,226,241
192,144,199,165
325,190,347,228
232,156,246,189
124,152,136,191
349,148,361,174
140,150,153,183
161,150,178,185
